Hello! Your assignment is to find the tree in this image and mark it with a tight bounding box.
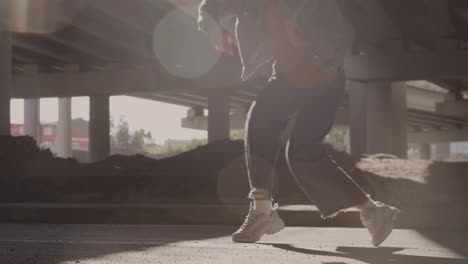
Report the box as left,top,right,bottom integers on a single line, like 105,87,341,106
110,116,117,149
325,126,347,152
144,131,155,145
110,115,157,154
115,116,130,149
129,129,146,152
230,130,245,140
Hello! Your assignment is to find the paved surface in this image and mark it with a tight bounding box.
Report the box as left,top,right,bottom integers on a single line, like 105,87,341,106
0,224,466,264
3,203,467,230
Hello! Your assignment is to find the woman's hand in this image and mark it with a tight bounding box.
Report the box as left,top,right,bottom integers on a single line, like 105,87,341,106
208,30,234,56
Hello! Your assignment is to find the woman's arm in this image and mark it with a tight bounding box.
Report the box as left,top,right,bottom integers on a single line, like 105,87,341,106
198,0,238,54
198,0,219,33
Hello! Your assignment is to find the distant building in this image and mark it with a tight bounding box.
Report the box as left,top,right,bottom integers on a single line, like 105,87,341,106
450,142,468,161
11,118,89,152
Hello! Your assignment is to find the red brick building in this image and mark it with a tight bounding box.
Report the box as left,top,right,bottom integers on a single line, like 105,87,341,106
11,118,89,151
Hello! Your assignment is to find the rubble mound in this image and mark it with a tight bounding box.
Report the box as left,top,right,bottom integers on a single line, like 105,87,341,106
0,136,242,203
1,136,467,208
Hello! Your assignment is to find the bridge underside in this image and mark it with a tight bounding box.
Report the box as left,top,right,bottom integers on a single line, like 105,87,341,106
0,0,468,161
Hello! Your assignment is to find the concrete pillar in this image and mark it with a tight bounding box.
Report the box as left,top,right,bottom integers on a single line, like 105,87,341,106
207,90,230,143
24,99,40,140
89,95,110,162
23,65,40,142
344,127,351,153
56,65,79,158
349,81,408,158
0,5,11,135
433,143,450,161
56,97,72,158
418,143,431,160
390,82,408,158
349,83,367,157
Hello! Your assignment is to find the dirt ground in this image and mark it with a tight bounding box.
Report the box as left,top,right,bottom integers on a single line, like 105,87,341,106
1,135,467,208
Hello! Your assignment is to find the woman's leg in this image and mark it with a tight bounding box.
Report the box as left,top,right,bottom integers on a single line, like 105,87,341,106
244,75,302,202
232,75,300,243
285,74,369,218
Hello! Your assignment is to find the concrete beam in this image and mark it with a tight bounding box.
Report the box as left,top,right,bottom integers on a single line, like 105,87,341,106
12,67,224,99
0,10,11,135
436,99,468,119
182,108,246,131
89,95,110,162
408,108,468,129
345,51,468,82
43,34,113,62
12,67,157,98
12,54,34,64
87,0,154,35
406,83,446,112
70,11,151,59
130,92,206,108
182,105,347,132
409,128,468,144
12,36,75,64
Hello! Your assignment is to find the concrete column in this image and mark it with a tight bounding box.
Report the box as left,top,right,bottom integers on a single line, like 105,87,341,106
418,143,431,160
56,65,79,158
23,65,40,142
207,90,230,143
433,143,450,161
56,97,72,158
89,95,110,162
344,127,351,153
349,81,408,158
349,82,368,157
390,82,408,158
24,99,40,140
0,6,11,136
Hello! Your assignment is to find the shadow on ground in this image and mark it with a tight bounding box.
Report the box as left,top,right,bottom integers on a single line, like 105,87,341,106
416,230,468,259
0,225,232,264
265,243,467,264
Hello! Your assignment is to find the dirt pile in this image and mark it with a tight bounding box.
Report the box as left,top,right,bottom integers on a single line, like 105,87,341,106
1,136,467,207
0,136,241,203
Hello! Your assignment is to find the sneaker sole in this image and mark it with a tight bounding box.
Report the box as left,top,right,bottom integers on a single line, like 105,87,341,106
265,218,285,235
232,219,285,243
372,208,400,247
252,219,286,242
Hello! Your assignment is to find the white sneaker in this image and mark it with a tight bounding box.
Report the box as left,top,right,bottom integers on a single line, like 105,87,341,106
232,204,285,243
360,201,400,247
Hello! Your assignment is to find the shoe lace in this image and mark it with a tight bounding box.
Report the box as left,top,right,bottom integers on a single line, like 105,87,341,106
240,203,279,230
240,206,258,229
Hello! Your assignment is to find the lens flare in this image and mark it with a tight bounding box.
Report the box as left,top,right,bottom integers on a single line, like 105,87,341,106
152,9,221,79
